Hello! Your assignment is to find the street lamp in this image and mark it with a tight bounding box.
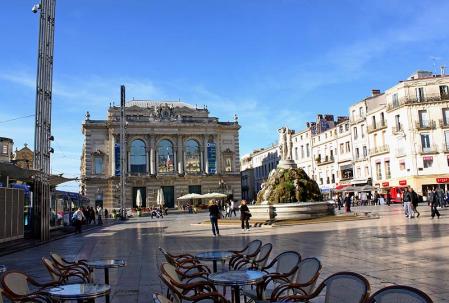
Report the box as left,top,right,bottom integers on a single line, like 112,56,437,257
32,0,56,241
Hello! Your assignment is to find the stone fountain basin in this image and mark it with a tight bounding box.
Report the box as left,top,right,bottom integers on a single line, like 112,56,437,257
248,201,335,221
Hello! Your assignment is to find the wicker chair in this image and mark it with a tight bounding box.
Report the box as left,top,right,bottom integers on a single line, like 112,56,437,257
42,257,90,284
280,272,370,303
160,247,211,277
242,251,301,302
367,285,433,303
228,239,262,270
153,292,229,303
159,263,220,303
0,271,55,303
234,243,273,270
270,257,322,300
49,252,92,280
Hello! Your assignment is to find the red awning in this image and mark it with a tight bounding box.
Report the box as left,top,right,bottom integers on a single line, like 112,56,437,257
335,184,351,190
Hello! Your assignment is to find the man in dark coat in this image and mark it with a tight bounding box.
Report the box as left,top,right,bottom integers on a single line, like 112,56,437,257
430,188,441,219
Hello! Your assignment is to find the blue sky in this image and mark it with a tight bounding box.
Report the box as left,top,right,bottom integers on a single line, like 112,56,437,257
1,0,448,192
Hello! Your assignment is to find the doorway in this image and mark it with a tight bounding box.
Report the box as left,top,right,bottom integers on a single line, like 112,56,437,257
132,187,146,208
162,186,174,208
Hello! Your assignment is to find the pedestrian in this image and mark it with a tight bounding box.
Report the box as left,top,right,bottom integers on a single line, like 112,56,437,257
430,188,441,219
225,201,231,218
403,186,414,218
360,191,367,206
409,187,420,218
72,207,86,234
239,200,251,232
89,207,96,225
337,194,343,210
437,187,445,207
104,208,109,219
386,192,391,206
208,200,220,237
344,193,351,213
231,200,237,217
96,205,103,225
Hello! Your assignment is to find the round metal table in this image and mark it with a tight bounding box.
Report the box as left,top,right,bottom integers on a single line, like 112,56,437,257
208,269,266,303
87,259,126,303
195,251,234,273
45,283,110,302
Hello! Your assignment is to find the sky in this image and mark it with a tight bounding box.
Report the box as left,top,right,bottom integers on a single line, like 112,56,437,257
1,0,448,192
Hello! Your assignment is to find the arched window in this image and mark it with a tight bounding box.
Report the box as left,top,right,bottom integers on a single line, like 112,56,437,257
158,139,174,173
185,139,201,173
130,139,147,173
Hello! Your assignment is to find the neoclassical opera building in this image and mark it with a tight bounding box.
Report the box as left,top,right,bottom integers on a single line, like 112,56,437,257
80,100,241,209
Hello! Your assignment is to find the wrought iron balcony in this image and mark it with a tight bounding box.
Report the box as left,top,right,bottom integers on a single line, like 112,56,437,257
367,121,387,133
415,120,436,130
369,145,390,156
387,93,449,112
442,144,449,153
392,125,403,134
419,145,439,154
317,156,335,166
440,119,449,129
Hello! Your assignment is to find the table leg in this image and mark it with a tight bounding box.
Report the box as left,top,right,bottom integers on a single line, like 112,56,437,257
213,260,218,273
105,268,110,303
233,286,241,303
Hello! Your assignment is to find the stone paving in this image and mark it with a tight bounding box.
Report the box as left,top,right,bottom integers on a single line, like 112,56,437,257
1,204,448,302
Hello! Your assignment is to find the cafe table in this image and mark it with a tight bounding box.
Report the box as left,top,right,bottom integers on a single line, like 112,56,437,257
87,259,126,303
195,251,234,273
208,269,266,303
45,283,110,302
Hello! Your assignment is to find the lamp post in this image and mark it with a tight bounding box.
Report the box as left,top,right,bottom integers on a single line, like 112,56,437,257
119,85,127,220
32,0,56,241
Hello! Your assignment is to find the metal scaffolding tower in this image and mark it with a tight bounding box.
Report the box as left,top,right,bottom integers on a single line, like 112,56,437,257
33,0,56,241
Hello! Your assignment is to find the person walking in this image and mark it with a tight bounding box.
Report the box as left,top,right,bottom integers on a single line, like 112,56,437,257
240,200,251,232
409,187,420,218
72,207,86,234
96,205,103,225
344,193,351,213
231,200,237,217
403,187,413,218
430,188,441,219
386,192,391,206
437,187,445,207
208,200,220,236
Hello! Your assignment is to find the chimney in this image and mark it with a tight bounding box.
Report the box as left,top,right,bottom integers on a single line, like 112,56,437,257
441,66,446,76
371,89,381,96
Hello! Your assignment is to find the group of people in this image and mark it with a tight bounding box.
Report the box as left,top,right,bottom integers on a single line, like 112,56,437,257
72,205,106,234
208,199,252,236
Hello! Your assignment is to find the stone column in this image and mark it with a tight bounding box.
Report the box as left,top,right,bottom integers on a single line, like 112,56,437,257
150,137,156,175
177,135,184,174
203,135,209,174
214,135,220,174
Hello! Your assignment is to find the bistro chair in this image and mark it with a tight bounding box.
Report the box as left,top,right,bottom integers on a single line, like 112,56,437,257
270,257,322,301
159,263,218,303
243,251,301,302
228,239,262,270
160,247,211,276
279,271,370,303
366,285,433,303
49,252,92,280
159,247,198,265
234,243,273,270
42,257,90,284
153,292,229,303
0,271,55,302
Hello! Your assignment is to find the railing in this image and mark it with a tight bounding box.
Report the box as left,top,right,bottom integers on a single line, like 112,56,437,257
415,120,436,130
441,144,449,153
367,121,387,133
440,119,449,129
354,156,368,162
419,145,439,154
369,145,390,156
387,93,449,111
392,125,403,134
350,114,366,124
317,156,335,166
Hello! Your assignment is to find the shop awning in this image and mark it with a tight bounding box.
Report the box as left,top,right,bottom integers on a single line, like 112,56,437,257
352,178,370,185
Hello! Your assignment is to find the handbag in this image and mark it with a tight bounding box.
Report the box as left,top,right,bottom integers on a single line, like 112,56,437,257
246,211,252,218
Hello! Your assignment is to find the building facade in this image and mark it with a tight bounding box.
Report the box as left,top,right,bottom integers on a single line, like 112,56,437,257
81,101,241,209
14,144,34,169
0,137,13,163
242,70,449,199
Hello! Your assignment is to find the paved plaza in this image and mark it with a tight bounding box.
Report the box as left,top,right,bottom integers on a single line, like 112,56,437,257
1,204,448,302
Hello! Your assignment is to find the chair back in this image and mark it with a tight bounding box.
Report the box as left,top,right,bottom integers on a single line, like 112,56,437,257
0,271,31,297
295,258,321,295
0,287,4,303
50,253,66,267
153,292,174,303
42,257,63,283
246,239,262,256
255,243,272,268
159,247,176,265
322,272,370,303
271,251,301,278
367,285,433,303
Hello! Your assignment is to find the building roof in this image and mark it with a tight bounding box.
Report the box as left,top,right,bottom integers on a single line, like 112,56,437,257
0,137,13,143
126,100,197,109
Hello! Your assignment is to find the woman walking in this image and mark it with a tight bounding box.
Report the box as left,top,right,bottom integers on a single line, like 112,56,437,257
208,200,220,236
240,200,251,232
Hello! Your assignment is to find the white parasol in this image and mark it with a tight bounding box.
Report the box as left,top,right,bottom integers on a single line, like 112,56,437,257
136,189,142,208
202,192,227,199
177,193,204,200
157,188,165,206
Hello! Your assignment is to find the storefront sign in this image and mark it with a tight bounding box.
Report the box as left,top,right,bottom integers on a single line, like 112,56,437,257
423,156,433,161
436,177,449,183
399,180,407,186
114,143,120,176
382,182,390,187
207,143,217,174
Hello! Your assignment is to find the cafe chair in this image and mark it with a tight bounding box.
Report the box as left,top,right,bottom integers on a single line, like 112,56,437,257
159,263,219,303
159,247,198,265
366,285,433,303
270,257,322,301
229,239,262,270
279,272,370,303
42,257,90,284
0,271,55,302
154,292,174,303
243,251,301,302
160,248,211,275
153,292,229,303
49,252,92,280
234,243,273,270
